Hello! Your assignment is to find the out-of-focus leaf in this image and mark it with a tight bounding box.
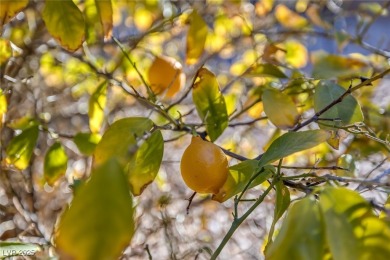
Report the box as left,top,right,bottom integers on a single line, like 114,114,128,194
44,142,68,186
186,10,208,64
74,132,101,156
212,162,274,203
336,154,356,177
134,7,154,32
55,159,134,260
306,4,331,29
246,64,287,78
359,217,390,260
259,130,330,167
359,3,388,15
0,38,12,65
0,89,6,129
42,0,85,51
326,130,340,150
192,68,228,141
314,80,364,129
262,89,300,130
0,242,41,257
127,130,164,196
312,53,368,78
94,117,153,166
255,0,274,16
6,124,39,170
95,0,113,39
89,81,107,133
275,4,308,29
285,41,308,69
7,116,35,130
380,196,390,220
265,196,325,260
0,0,28,30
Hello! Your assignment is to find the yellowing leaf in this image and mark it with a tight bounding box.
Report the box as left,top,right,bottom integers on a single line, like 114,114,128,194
95,0,113,40
134,7,154,32
42,0,85,51
262,89,300,130
0,0,28,30
127,130,164,196
6,124,39,170
44,142,68,186
275,4,308,29
0,89,7,128
148,56,185,98
285,41,308,69
0,38,12,65
186,10,208,64
74,132,101,156
192,68,228,141
89,81,107,133
255,0,274,16
55,159,134,260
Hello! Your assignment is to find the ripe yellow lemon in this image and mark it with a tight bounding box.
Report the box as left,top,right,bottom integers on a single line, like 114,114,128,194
147,56,184,98
180,136,229,194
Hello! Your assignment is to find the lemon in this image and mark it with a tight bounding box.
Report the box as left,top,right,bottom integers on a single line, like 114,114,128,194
180,136,229,194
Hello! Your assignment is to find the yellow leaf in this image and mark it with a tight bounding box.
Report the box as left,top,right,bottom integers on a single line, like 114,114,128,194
275,4,308,29
42,0,85,52
44,142,68,186
285,41,308,69
255,0,274,16
0,38,12,65
262,89,300,129
134,7,154,32
0,0,28,30
89,81,107,133
0,89,7,129
186,10,208,65
95,0,113,40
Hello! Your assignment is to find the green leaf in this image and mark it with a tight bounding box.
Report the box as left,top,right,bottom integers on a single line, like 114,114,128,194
312,53,368,78
0,242,41,258
186,9,208,64
55,159,134,259
74,132,101,156
0,0,28,30
212,161,274,202
44,142,68,186
246,64,287,78
262,89,300,129
95,0,113,39
192,68,228,141
259,130,330,167
89,81,107,133
266,196,325,260
42,0,85,51
314,80,364,129
127,130,164,196
336,154,356,177
6,124,39,170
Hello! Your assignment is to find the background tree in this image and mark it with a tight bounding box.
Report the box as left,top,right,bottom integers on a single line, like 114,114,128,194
1,0,390,259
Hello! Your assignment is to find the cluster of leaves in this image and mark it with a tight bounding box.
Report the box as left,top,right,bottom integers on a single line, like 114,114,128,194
1,0,390,259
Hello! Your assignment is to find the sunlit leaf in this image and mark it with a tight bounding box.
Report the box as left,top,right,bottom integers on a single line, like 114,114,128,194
6,124,39,170
266,196,325,260
55,159,134,260
312,53,368,79
186,10,208,64
127,130,164,196
0,242,41,258
212,161,273,203
95,0,113,40
246,64,287,78
255,0,274,16
275,4,308,29
285,41,308,69
0,89,6,129
44,142,68,186
314,80,364,129
359,217,390,260
89,81,107,133
0,38,12,65
262,89,300,129
259,130,330,167
192,68,228,141
42,0,85,51
134,7,154,32
0,0,28,30
379,196,390,220
74,132,101,156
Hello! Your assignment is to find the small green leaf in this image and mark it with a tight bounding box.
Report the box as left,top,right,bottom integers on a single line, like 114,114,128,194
127,130,164,196
312,53,368,78
42,0,85,51
89,81,107,133
212,161,274,203
186,10,208,64
55,159,134,260
44,142,68,186
192,68,228,141
259,130,330,167
262,89,300,129
314,80,364,129
266,196,325,260
74,132,101,156
0,242,41,257
6,124,39,170
246,64,287,78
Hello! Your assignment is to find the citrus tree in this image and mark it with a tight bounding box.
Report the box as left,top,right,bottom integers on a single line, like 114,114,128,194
1,0,390,259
